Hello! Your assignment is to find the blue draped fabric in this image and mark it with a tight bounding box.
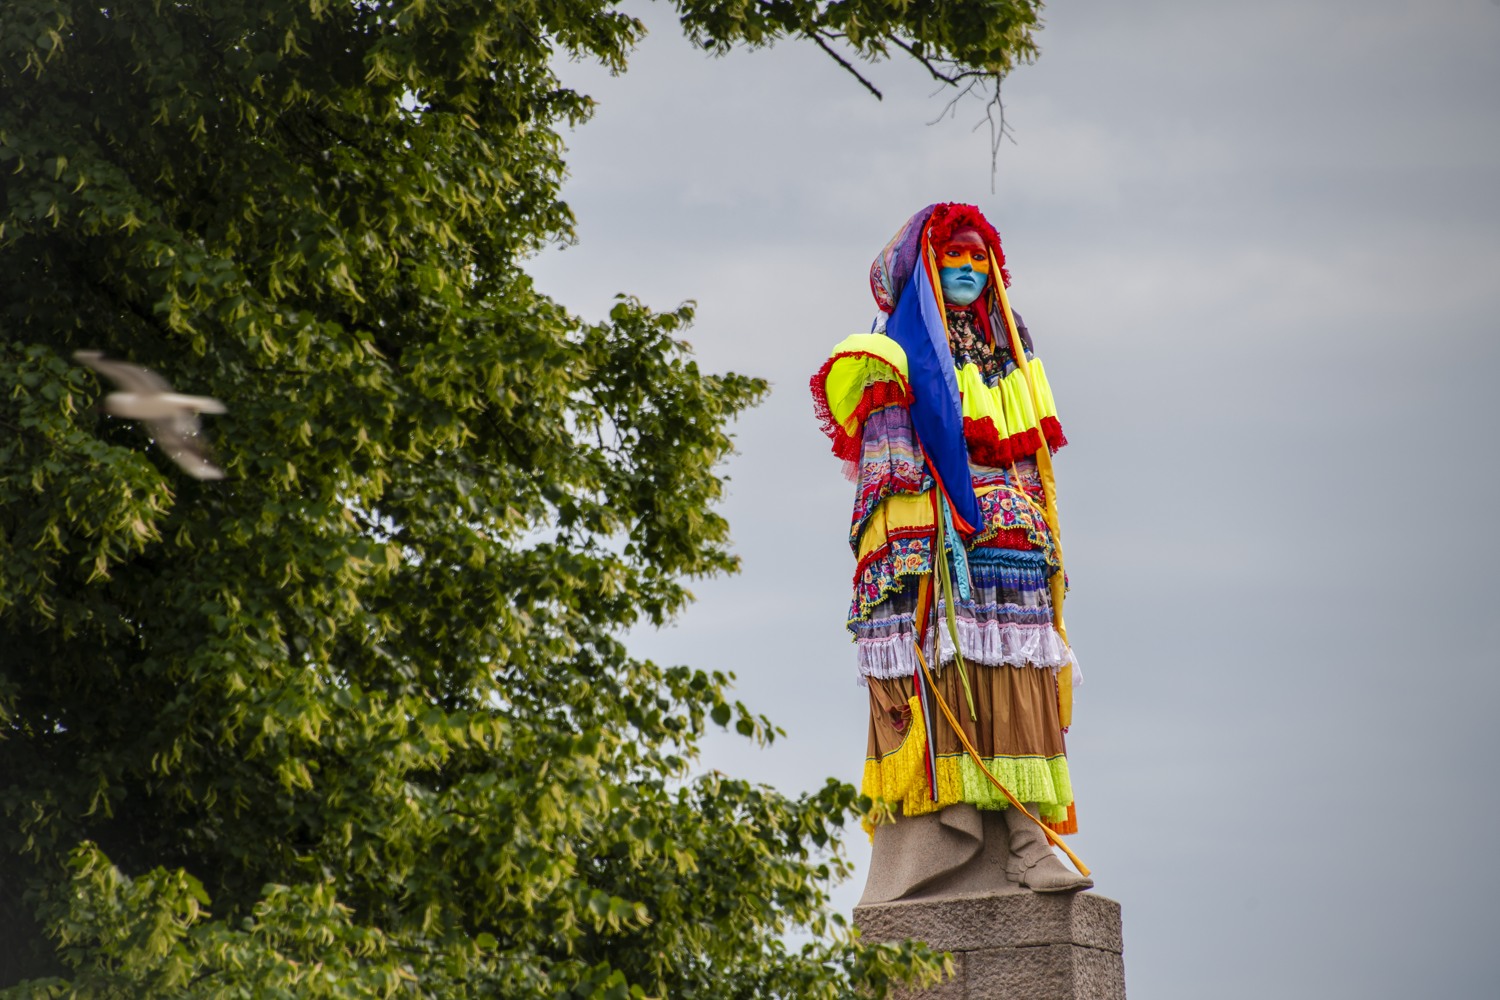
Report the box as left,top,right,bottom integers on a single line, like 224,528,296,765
883,256,982,535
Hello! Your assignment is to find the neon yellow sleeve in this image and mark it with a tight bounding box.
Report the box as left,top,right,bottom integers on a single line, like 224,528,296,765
819,333,911,434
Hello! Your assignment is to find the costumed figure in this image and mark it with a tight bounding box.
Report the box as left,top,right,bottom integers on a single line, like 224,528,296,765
810,203,1092,902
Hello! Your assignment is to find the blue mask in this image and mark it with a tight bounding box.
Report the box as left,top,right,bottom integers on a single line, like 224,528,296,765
939,266,988,306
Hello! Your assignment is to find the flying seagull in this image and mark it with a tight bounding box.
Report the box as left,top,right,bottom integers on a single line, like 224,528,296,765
73,350,228,480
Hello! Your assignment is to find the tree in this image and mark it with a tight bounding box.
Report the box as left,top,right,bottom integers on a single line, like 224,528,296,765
0,1,1043,995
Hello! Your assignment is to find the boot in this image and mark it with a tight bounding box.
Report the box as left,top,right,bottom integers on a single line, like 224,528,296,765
1003,803,1093,893
859,805,984,904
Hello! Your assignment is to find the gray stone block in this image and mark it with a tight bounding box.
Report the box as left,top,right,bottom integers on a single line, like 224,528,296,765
965,945,1126,999
856,892,1122,952
856,893,1125,999
964,945,1066,999
888,953,967,1000
1070,944,1127,999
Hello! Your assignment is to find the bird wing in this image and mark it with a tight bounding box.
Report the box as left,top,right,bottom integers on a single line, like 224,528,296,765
73,350,174,394
145,410,224,480
158,435,225,480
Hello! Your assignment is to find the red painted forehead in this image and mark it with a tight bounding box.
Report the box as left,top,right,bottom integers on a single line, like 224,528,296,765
944,228,987,249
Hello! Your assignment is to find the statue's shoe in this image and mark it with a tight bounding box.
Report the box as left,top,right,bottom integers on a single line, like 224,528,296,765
1002,802,1094,893
1005,850,1094,893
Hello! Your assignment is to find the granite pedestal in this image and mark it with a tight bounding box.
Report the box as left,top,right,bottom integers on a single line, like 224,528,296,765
855,892,1126,999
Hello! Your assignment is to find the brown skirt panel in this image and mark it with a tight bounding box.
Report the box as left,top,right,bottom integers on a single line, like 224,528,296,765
866,662,1066,762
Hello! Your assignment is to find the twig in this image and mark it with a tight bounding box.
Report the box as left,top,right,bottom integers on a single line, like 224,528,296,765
889,37,972,87
927,74,1015,190
978,76,1017,192
927,76,984,126
811,32,883,100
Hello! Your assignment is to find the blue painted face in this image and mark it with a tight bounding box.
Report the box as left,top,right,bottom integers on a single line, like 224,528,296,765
939,265,988,306
938,228,991,306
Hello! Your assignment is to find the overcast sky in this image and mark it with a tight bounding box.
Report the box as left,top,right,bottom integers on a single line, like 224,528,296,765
526,2,1500,997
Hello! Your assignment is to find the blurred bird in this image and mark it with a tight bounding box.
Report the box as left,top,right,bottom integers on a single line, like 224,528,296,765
73,350,228,480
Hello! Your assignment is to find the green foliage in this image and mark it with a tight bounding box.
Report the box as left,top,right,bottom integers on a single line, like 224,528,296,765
0,0,1038,995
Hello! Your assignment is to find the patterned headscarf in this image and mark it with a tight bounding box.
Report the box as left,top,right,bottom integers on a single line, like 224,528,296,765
868,203,1021,536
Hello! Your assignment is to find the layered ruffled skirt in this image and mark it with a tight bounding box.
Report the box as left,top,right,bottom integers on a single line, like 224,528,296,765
852,506,1077,835
862,660,1075,834
827,385,1078,834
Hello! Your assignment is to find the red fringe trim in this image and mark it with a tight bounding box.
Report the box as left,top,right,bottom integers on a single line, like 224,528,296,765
1010,427,1043,461
962,416,1015,467
810,353,912,461
813,355,1065,471
962,417,1044,468
809,357,842,450
1041,416,1068,453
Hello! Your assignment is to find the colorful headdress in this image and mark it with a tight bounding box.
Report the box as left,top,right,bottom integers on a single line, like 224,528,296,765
869,203,1011,315
868,203,1021,536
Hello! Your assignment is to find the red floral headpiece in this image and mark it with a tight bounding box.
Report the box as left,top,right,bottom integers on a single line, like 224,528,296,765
924,203,1011,288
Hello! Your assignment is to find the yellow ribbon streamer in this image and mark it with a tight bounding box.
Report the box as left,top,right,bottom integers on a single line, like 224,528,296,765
912,639,1091,878
895,226,1086,875
992,278,1074,728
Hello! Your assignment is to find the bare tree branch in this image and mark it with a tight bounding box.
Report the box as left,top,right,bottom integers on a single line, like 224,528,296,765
889,37,968,86
927,76,981,125
977,76,1017,191
924,74,1015,190
811,32,883,100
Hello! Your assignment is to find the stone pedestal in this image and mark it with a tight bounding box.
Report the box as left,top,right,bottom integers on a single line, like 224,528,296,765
855,892,1126,999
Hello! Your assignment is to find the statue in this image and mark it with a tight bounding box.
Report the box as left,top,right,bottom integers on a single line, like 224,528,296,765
811,203,1092,902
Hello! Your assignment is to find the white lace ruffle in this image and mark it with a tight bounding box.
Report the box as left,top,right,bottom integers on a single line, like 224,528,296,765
855,621,1079,686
